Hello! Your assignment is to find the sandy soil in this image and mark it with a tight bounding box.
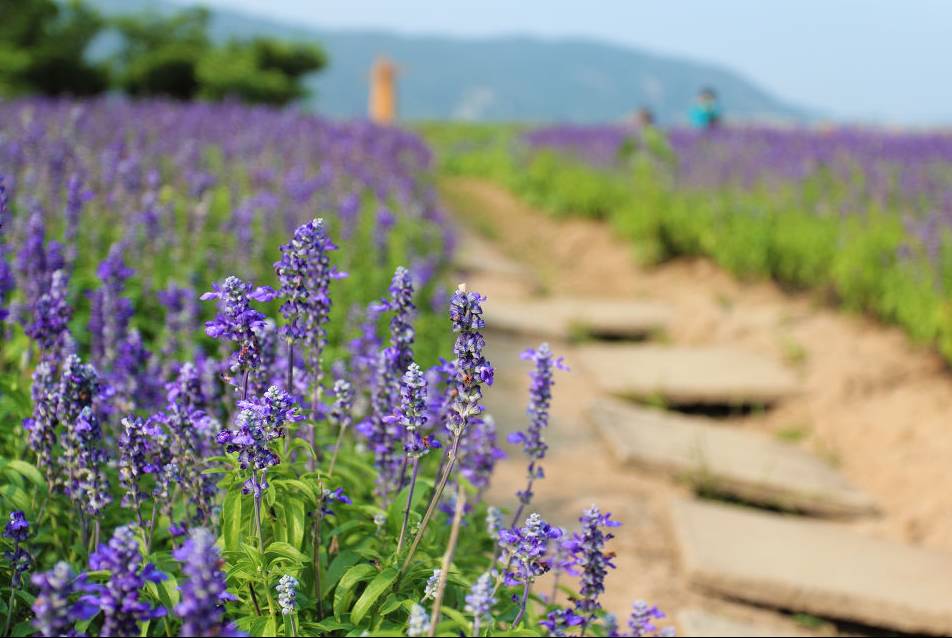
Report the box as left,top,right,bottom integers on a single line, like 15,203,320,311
440,176,952,635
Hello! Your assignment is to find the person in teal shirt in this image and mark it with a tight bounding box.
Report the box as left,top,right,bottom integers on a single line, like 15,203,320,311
690,87,722,129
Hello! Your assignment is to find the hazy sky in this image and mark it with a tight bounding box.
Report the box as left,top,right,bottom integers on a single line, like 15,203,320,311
184,0,947,124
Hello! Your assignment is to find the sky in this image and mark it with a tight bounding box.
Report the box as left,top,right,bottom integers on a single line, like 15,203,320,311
185,0,948,124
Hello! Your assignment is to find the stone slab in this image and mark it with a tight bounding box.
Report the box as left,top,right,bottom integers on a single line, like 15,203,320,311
589,399,876,517
676,608,814,637
485,297,672,340
576,344,798,405
671,499,952,635
453,230,534,280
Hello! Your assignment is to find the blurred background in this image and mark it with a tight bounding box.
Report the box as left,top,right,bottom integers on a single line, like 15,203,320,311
3,0,949,125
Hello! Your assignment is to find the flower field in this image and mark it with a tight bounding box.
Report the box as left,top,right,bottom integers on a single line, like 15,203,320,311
0,100,668,637
425,122,952,364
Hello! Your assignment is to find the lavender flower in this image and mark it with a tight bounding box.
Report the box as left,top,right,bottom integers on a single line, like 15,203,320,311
604,613,620,637
407,603,431,637
628,600,673,637
31,562,100,637
25,269,72,355
201,276,276,389
568,506,621,625
485,506,504,540
394,363,439,459
508,344,567,521
464,571,495,632
88,525,167,636
17,208,64,320
173,528,241,636
276,574,299,615
216,386,302,496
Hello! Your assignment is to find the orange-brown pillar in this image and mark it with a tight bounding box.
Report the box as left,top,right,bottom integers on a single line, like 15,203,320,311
369,57,397,124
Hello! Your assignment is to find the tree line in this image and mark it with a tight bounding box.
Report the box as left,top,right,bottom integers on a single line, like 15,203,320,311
0,0,327,105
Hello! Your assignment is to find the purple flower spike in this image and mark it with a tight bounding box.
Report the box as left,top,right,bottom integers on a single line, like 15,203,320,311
448,285,494,437
88,525,167,637
173,528,244,637
628,600,674,637
31,562,100,637
202,275,276,387
25,269,72,356
539,607,585,636
567,506,622,626
498,512,562,587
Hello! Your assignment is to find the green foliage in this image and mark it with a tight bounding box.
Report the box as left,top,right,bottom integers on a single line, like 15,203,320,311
426,123,952,367
1,0,327,104
0,0,109,97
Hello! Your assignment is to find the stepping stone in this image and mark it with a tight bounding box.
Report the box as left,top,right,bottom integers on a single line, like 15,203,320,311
671,499,952,635
575,345,798,406
453,230,534,281
676,609,814,637
589,399,876,517
485,297,672,340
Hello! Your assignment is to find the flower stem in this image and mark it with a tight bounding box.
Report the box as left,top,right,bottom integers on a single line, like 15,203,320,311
428,486,466,637
312,485,325,618
400,431,463,575
396,457,420,556
327,421,348,478
511,581,532,628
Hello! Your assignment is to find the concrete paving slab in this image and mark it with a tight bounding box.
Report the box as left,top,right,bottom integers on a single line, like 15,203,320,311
589,399,876,517
486,297,672,340
576,345,798,405
671,499,952,635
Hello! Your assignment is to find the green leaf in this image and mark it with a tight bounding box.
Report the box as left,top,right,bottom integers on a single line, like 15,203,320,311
322,550,361,598
440,606,469,631
333,563,377,620
377,593,402,617
350,567,397,626
265,541,307,565
5,460,45,489
222,489,242,552
285,498,307,549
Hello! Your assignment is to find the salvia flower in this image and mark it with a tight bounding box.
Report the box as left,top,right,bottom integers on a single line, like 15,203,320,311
276,574,299,615
173,527,241,636
508,344,567,512
569,506,621,624
88,525,167,637
385,266,416,375
23,361,58,485
407,603,431,637
391,362,439,459
628,600,674,637
88,242,134,373
498,512,562,587
539,607,584,637
4,510,31,587
201,275,276,387
485,506,504,540
25,268,72,356
330,378,354,432
62,406,112,518
320,487,352,517
604,613,620,637
459,414,504,493
464,571,495,631
274,218,343,352
448,286,494,437
423,568,441,600
31,562,100,637
216,385,302,495
118,416,161,521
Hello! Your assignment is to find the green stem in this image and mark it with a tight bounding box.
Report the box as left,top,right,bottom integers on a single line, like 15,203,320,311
400,431,462,575
396,457,420,556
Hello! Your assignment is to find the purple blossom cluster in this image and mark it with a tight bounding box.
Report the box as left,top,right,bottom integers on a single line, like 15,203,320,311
87,525,167,636
173,527,242,637
498,512,563,587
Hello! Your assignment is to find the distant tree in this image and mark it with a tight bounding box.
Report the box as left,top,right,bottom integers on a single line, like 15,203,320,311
197,39,326,105
110,7,210,100
0,0,109,97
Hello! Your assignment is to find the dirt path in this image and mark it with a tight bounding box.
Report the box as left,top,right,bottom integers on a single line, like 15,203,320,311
441,176,952,634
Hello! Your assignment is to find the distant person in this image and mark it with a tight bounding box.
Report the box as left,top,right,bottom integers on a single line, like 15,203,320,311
690,87,721,130
636,107,655,128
